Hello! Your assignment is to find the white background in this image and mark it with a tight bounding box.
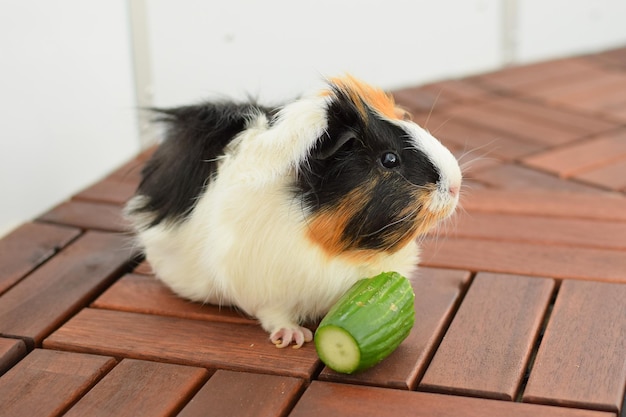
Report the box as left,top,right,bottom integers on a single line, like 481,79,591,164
2,0,626,236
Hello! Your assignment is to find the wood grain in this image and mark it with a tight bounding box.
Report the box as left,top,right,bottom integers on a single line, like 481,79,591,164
73,178,137,206
471,57,596,90
470,164,601,193
38,200,129,232
460,189,626,221
289,381,616,417
574,159,626,191
92,273,258,325
523,280,626,413
44,308,320,379
319,268,471,389
0,349,115,417
443,97,615,146
419,273,554,400
64,359,208,417
438,211,626,251
392,79,492,112
0,337,27,375
0,231,135,347
132,260,154,275
523,129,626,178
415,111,542,160
178,370,304,417
0,222,80,295
420,237,626,283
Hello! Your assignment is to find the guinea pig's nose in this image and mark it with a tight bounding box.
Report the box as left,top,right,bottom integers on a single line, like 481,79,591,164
449,183,460,198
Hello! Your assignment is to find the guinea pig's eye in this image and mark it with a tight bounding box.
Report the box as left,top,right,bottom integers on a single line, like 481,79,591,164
380,151,400,169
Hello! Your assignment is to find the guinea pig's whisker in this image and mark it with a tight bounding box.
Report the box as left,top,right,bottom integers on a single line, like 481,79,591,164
427,115,455,136
359,206,421,239
423,88,443,131
455,138,502,172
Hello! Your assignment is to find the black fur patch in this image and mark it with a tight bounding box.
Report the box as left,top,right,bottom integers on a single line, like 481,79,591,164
298,91,440,251
130,101,275,227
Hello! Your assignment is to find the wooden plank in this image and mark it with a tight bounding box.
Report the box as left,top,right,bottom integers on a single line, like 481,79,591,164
460,189,626,222
524,280,626,413
0,349,115,417
444,97,615,146
72,178,137,206
439,211,626,251
92,273,258,325
574,159,626,191
38,200,129,232
289,381,616,417
133,260,153,275
413,112,542,161
470,164,603,193
420,237,626,283
0,222,80,295
318,268,471,389
419,273,554,400
522,129,626,178
0,231,135,347
44,308,320,379
392,79,492,112
107,144,156,185
178,370,304,417
471,57,596,90
0,337,27,375
64,359,208,417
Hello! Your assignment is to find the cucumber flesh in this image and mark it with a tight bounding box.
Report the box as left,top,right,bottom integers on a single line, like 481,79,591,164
315,325,360,374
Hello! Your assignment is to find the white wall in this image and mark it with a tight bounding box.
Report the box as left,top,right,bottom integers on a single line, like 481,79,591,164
0,1,140,236
516,0,626,62
2,0,626,237
143,0,626,108
145,0,503,106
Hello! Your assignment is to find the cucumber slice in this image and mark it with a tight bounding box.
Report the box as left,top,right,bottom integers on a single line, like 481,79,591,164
314,271,415,374
315,326,360,374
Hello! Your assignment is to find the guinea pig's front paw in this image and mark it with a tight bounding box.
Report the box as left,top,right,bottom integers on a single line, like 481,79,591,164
270,326,313,349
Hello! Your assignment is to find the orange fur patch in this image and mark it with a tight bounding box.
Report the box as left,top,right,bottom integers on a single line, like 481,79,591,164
327,75,402,122
306,180,376,257
306,183,449,264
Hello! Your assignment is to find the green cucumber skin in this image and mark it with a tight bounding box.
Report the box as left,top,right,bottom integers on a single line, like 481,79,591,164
315,271,415,373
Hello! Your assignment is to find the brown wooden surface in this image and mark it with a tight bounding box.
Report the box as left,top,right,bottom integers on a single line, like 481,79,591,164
0,232,135,347
44,308,320,379
72,178,138,206
0,222,80,295
459,189,626,221
523,280,626,413
92,273,257,325
421,237,626,282
420,273,554,400
439,211,626,251
290,382,617,417
64,359,209,417
0,349,116,417
178,370,304,417
1,48,625,416
38,200,129,232
319,268,471,389
0,337,27,375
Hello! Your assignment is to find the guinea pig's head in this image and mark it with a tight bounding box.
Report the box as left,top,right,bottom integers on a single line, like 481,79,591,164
297,75,462,260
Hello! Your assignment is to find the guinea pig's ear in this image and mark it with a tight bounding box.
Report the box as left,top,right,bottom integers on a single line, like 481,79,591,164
394,106,412,121
312,131,356,160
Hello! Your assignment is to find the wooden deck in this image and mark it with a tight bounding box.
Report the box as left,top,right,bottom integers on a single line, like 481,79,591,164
1,47,626,417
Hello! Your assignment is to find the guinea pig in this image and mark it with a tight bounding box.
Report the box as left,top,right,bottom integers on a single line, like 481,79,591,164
125,75,462,348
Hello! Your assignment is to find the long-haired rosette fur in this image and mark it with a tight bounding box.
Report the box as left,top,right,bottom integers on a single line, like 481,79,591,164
125,75,462,348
